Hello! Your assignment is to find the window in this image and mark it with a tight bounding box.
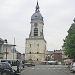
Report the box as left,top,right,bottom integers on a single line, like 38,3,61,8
37,44,39,47
34,28,38,36
37,52,39,54
34,23,37,27
0,45,1,52
35,16,37,17
37,58,38,61
29,52,31,54
30,44,31,47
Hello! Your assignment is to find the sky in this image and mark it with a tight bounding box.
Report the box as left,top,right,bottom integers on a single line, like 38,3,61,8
0,0,75,53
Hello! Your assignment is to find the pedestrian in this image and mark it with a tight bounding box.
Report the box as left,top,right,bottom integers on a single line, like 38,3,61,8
22,61,25,68
17,60,20,73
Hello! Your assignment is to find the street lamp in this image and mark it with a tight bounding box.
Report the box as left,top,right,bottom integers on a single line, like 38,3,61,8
4,39,8,60
13,44,16,60
13,38,16,60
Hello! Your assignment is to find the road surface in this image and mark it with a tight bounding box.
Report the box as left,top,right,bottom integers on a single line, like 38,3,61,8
21,65,75,75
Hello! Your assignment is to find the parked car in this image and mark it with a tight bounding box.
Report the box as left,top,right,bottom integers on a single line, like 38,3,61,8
70,62,75,72
25,63,35,67
0,59,22,72
0,62,16,75
48,61,58,65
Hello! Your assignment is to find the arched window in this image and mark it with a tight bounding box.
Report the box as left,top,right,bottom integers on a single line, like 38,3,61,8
34,28,38,36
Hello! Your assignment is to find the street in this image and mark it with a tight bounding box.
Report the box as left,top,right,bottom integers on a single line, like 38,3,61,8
21,65,75,75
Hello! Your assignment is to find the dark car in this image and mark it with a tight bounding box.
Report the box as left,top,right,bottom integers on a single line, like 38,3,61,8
0,62,15,75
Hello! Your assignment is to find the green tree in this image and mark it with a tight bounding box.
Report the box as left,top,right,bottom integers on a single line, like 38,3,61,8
63,18,75,59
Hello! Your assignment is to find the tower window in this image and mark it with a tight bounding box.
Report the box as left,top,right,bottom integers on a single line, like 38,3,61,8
34,28,38,36
35,16,37,17
37,44,39,47
30,44,31,47
37,52,39,54
29,52,31,54
0,45,1,52
37,58,38,61
34,23,37,27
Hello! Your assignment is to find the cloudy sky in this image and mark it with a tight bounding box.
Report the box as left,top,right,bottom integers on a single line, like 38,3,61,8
0,0,75,53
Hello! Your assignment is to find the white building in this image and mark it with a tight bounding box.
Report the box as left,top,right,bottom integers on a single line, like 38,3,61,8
25,2,46,63
0,38,4,59
0,38,22,61
3,44,17,60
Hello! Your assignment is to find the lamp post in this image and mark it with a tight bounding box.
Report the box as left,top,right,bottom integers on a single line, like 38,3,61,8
13,44,16,60
4,39,8,60
13,38,16,60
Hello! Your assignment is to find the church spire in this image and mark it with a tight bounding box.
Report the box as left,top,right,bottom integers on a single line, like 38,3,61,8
35,0,40,12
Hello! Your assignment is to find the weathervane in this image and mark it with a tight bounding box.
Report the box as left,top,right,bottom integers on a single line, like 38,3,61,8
35,0,40,12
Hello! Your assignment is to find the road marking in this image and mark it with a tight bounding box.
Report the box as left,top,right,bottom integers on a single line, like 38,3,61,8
30,67,66,70
48,68,51,70
37,68,40,70
52,68,56,69
42,68,45,70
32,68,35,69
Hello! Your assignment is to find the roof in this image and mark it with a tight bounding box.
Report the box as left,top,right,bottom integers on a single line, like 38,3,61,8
46,51,53,55
31,1,43,22
31,12,43,21
54,50,62,53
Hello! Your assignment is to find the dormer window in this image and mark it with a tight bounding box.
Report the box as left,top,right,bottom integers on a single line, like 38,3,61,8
34,23,37,27
35,16,37,17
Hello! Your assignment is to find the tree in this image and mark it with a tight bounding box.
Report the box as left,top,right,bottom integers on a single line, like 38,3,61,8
63,18,75,59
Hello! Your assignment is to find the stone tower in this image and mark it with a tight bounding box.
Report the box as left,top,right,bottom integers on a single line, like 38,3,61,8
25,1,46,63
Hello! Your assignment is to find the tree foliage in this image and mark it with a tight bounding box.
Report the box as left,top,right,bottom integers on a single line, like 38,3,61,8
63,19,75,59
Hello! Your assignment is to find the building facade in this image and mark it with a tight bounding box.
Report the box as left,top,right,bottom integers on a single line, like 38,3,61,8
25,2,46,63
45,51,54,61
53,50,62,62
0,38,4,59
3,44,17,60
0,38,22,61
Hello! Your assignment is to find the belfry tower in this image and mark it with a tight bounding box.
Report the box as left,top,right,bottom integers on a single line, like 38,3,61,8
25,1,46,63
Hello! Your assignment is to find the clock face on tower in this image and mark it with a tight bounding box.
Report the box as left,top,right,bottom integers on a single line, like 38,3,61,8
34,23,38,28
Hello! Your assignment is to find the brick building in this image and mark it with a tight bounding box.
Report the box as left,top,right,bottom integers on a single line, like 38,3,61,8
53,50,62,61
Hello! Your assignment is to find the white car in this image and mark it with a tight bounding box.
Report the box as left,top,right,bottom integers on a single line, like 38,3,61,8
70,62,75,72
